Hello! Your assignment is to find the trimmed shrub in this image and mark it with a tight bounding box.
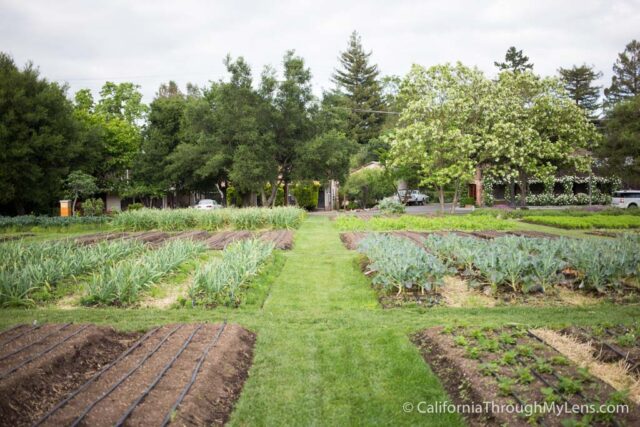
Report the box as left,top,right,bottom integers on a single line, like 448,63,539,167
292,180,320,211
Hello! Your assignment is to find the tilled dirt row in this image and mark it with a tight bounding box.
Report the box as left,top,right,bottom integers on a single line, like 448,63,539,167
0,323,255,427
339,229,558,250
74,230,294,250
412,327,640,426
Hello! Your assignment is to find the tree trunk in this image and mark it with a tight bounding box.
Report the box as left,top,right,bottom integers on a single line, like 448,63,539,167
450,181,460,214
215,184,225,206
438,186,445,213
266,180,279,207
72,195,78,216
519,171,528,207
509,179,516,208
283,181,289,206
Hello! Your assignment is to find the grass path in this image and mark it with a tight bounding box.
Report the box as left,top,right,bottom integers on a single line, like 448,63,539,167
1,216,640,425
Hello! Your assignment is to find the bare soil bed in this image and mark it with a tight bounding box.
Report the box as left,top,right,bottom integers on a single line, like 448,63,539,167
0,322,255,427
412,326,640,426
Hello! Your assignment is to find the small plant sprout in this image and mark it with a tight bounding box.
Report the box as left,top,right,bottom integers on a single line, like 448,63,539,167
454,335,468,347
557,376,583,395
500,350,518,366
497,377,515,396
551,355,570,366
479,362,499,376
516,367,534,384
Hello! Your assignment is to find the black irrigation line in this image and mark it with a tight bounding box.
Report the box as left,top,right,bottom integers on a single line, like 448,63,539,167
527,330,623,427
114,324,204,427
69,324,184,427
0,323,25,339
448,332,535,424
31,326,161,427
0,323,71,362
160,321,227,427
0,324,40,348
0,325,90,380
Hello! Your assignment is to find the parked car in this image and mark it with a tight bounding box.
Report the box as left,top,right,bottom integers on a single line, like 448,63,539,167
395,189,429,205
193,199,221,210
611,190,640,208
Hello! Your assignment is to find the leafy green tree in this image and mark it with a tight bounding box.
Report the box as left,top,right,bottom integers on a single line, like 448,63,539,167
332,31,385,146
390,63,493,212
558,64,602,118
494,46,534,73
64,171,98,215
343,167,394,208
604,39,640,105
597,95,640,187
0,53,81,214
135,81,186,196
272,50,316,205
484,71,599,205
96,81,148,124
295,130,356,184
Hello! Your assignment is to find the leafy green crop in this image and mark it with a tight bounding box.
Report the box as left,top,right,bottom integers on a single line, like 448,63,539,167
335,215,516,231
524,215,640,229
357,234,449,294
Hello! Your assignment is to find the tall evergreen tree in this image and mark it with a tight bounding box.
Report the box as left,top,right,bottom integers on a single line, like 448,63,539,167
332,31,385,145
494,46,534,73
558,64,602,118
604,39,640,105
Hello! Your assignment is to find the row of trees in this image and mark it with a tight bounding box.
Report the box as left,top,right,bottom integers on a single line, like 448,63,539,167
0,36,638,214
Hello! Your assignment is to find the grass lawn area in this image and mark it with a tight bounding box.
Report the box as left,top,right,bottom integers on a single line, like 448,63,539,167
1,215,638,425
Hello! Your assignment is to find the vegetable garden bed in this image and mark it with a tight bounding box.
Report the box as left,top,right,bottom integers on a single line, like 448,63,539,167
334,215,516,231
0,322,254,427
523,215,640,230
412,326,639,426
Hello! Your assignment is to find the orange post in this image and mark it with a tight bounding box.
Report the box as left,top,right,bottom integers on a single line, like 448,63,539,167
60,200,71,217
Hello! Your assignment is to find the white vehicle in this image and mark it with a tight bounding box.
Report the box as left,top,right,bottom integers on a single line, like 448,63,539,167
611,190,640,209
395,189,429,205
194,199,221,210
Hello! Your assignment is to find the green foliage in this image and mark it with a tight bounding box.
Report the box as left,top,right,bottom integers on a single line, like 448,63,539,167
357,234,449,294
0,53,82,215
598,95,640,188
111,207,305,231
292,181,320,211
494,46,534,73
558,64,602,118
127,202,144,211
334,215,515,231
377,198,405,214
0,239,144,307
524,215,640,229
425,233,640,294
82,198,104,216
332,31,385,145
189,239,274,306
604,39,640,104
343,167,395,208
0,215,109,231
84,239,205,306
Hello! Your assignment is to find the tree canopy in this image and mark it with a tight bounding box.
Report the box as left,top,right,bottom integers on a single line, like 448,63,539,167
604,39,640,105
494,46,534,73
558,64,602,119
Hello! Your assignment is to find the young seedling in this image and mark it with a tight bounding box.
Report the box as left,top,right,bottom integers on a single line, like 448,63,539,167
540,387,561,404
533,357,553,374
557,376,583,395
499,332,517,345
497,377,515,396
479,337,500,353
616,332,636,347
500,350,518,366
465,346,481,359
550,355,570,366
454,335,468,347
479,362,499,376
516,367,534,384
515,344,534,358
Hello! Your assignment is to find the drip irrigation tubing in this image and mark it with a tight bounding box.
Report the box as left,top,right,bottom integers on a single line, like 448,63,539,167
114,324,204,427
0,325,89,380
31,327,161,427
0,323,70,362
160,321,227,427
0,324,40,348
69,324,184,427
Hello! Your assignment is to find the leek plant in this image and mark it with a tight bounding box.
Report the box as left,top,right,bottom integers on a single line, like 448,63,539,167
0,239,145,307
189,239,274,306
84,239,206,306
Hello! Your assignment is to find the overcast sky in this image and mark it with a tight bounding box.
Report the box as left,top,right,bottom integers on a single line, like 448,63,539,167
1,0,638,103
